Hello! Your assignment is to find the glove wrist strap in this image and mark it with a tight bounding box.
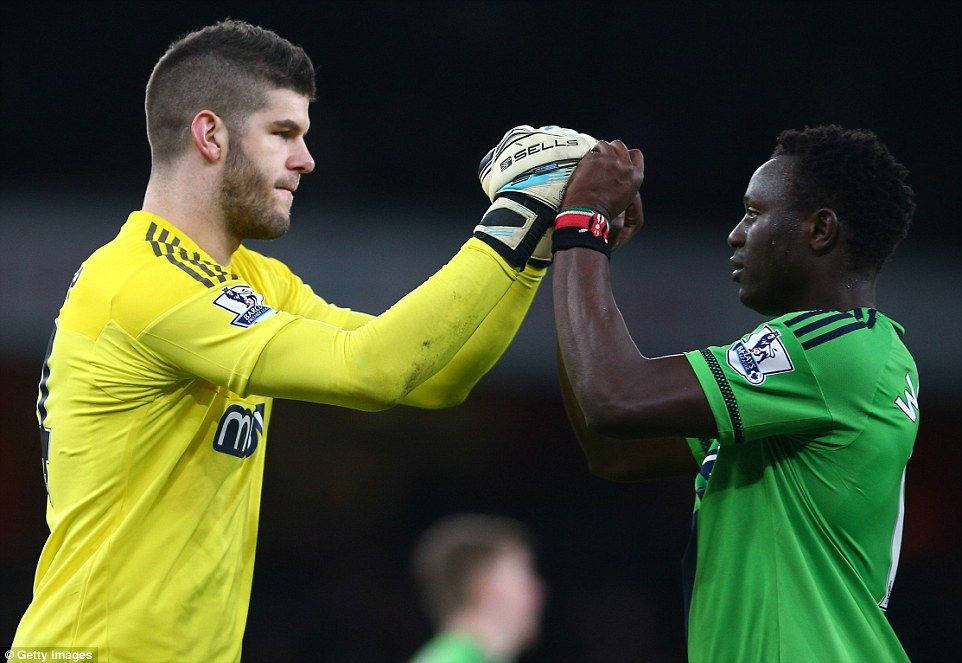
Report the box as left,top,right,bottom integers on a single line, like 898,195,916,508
473,192,556,271
551,208,611,258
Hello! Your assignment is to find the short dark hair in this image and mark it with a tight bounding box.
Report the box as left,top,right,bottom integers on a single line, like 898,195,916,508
145,19,315,165
411,514,531,627
772,125,915,272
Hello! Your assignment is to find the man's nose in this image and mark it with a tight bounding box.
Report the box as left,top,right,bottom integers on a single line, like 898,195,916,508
290,139,315,174
728,219,746,247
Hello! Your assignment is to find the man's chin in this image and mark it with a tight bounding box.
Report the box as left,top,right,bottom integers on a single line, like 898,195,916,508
738,288,788,317
252,220,289,241
236,214,290,241
737,286,765,314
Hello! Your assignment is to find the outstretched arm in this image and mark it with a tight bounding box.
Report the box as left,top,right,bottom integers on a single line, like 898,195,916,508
552,141,716,444
401,264,545,408
289,265,546,410
242,239,522,410
277,125,598,409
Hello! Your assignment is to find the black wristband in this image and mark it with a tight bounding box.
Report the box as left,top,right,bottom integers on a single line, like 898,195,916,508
551,209,611,258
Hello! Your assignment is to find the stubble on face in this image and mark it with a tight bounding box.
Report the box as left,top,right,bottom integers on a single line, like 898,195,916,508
219,141,291,242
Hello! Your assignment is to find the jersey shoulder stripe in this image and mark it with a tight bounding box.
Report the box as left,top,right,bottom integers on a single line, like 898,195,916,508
801,320,868,350
145,222,238,287
781,308,877,350
782,309,833,326
792,311,856,336
36,323,56,428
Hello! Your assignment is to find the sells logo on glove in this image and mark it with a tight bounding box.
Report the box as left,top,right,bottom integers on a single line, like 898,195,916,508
499,138,583,172
213,285,276,328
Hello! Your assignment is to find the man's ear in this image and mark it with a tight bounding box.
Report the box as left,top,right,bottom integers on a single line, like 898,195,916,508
189,110,228,163
808,207,840,255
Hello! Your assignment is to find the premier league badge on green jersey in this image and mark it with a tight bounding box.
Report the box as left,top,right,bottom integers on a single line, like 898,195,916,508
726,325,794,384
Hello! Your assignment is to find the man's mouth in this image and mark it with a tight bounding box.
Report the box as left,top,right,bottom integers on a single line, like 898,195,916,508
730,259,744,281
276,180,298,195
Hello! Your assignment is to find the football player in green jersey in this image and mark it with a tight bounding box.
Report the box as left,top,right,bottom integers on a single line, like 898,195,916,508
551,126,917,662
409,514,545,663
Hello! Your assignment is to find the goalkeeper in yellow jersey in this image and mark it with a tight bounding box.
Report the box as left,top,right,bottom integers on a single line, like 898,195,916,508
12,19,638,663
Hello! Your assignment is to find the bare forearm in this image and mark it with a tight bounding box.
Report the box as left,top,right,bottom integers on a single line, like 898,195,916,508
552,248,714,438
553,248,648,433
551,139,714,439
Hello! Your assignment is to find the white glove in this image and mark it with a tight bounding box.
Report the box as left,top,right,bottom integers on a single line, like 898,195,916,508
474,125,597,269
479,125,598,207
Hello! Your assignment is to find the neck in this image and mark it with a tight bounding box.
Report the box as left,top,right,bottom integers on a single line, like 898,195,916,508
828,272,878,310
797,272,878,312
142,167,238,265
771,264,879,316
443,609,519,661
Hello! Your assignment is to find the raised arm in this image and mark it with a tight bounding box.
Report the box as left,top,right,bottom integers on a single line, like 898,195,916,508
278,260,546,410
244,239,527,410
268,126,596,409
552,141,716,442
244,126,597,411
401,264,545,408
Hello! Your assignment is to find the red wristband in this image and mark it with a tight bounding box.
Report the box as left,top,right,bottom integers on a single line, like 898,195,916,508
554,208,610,240
552,208,611,257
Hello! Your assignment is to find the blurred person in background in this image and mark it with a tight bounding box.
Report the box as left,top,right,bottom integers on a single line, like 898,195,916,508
11,18,635,662
552,127,917,661
410,514,546,663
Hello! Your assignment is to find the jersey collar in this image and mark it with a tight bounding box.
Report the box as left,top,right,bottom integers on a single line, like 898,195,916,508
124,210,228,270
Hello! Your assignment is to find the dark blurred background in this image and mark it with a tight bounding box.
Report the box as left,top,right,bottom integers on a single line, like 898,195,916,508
2,2,959,661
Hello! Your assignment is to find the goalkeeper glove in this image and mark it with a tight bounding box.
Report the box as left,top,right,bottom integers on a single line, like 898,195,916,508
474,125,597,270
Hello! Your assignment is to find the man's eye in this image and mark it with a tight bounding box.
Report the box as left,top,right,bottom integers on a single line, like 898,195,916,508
745,207,760,219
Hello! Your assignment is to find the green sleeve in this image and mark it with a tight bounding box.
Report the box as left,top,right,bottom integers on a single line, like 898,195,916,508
686,437,712,464
684,314,833,446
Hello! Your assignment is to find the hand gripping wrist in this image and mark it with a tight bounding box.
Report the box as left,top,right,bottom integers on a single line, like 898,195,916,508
551,208,612,258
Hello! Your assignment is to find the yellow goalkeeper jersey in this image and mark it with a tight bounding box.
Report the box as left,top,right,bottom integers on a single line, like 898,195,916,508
15,210,543,662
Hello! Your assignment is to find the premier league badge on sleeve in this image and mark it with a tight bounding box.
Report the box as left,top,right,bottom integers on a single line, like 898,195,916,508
213,285,276,328
726,325,794,384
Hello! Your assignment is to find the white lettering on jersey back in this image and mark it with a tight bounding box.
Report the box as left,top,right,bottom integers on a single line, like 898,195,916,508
894,372,919,422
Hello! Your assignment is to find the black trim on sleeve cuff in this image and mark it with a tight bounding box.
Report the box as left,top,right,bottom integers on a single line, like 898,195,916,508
700,348,744,444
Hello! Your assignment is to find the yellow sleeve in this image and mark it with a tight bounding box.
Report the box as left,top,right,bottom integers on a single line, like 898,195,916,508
132,284,298,397
260,247,544,408
399,263,545,408
297,294,372,331
242,238,522,409
247,251,373,330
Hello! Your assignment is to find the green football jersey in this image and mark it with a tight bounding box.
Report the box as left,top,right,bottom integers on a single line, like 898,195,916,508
409,632,506,663
683,308,918,662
